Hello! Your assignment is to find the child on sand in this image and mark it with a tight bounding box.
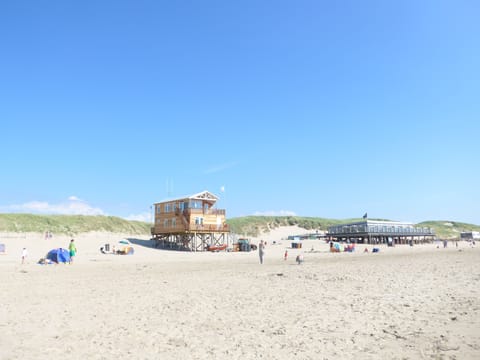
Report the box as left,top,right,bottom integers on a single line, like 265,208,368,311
68,239,77,264
21,248,28,264
258,240,265,264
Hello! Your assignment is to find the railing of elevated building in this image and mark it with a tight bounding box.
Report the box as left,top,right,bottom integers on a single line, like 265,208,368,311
328,224,434,235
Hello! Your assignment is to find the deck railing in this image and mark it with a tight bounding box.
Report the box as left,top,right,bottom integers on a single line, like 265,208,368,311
185,208,226,216
152,223,230,234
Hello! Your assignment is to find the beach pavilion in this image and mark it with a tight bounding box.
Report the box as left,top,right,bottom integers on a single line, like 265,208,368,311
327,219,435,245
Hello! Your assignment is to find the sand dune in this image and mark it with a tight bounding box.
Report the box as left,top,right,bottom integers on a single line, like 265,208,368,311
0,227,479,359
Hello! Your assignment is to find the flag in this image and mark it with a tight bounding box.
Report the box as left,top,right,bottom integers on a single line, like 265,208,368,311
362,212,368,219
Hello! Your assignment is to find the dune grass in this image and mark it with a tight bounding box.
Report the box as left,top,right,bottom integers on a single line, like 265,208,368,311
0,214,478,239
417,220,480,239
0,214,151,235
228,216,480,239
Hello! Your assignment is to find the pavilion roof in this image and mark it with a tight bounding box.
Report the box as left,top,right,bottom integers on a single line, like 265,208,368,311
154,190,219,205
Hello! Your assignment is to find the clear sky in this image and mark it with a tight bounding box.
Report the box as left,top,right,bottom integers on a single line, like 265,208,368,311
1,1,479,225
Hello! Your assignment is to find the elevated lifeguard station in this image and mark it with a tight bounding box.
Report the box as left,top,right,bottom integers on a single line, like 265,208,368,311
151,190,230,251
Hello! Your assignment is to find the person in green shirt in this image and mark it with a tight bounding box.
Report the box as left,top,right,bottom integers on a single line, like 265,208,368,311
69,239,77,264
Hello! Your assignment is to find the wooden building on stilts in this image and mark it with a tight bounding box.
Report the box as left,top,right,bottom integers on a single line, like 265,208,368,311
151,190,230,251
327,220,435,245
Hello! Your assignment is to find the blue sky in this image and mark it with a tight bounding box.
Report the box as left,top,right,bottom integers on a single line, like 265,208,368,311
1,1,479,225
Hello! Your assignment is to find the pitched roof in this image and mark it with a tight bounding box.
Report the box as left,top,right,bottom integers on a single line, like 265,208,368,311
154,190,219,204
188,190,219,201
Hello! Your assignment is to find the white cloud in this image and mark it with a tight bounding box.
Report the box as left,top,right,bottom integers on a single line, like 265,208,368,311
3,197,105,216
125,212,152,222
253,210,297,216
204,162,237,174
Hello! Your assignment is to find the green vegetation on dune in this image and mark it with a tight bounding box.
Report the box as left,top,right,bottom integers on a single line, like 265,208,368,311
227,216,480,239
227,216,354,237
0,214,478,239
418,220,480,239
0,214,151,235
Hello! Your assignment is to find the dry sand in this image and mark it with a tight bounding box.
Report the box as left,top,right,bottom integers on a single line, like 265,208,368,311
1,226,479,359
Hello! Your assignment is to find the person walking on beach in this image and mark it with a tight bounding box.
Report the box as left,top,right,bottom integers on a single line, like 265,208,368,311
68,239,77,264
259,240,265,264
296,253,304,265
284,250,288,261
21,247,28,264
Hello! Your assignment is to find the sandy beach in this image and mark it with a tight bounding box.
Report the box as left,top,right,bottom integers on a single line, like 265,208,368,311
1,226,479,359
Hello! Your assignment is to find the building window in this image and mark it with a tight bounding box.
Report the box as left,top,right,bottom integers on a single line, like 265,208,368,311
190,200,202,209
164,219,169,228
172,218,176,227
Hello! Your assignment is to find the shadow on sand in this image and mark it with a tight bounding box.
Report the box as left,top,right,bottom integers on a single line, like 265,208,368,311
126,238,156,249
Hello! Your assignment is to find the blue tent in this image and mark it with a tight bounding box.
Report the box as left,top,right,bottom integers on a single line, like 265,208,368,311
46,248,71,263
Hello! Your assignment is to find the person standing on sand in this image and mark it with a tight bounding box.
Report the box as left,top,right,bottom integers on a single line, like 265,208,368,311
296,253,304,265
21,247,28,264
284,250,288,261
68,239,77,264
259,240,265,264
